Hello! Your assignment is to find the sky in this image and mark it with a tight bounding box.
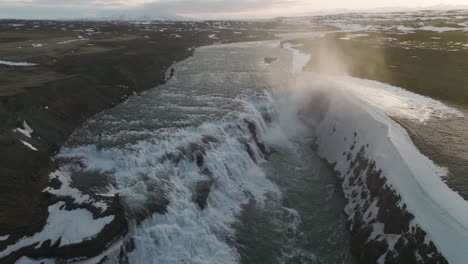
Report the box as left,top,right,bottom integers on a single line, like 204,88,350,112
0,0,467,19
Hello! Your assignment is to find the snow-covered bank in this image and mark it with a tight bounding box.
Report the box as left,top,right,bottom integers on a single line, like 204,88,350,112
0,202,114,258
293,73,468,263
326,75,463,122
0,169,127,262
280,43,468,263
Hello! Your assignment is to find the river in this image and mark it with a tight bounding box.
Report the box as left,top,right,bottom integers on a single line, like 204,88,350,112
56,40,355,264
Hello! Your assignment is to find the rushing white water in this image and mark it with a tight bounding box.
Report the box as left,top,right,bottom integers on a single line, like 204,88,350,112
56,41,312,264
49,38,357,264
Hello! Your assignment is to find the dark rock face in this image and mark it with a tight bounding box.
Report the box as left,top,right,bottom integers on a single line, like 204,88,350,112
245,119,270,157
194,179,215,210
120,177,170,224
339,145,447,264
187,120,271,211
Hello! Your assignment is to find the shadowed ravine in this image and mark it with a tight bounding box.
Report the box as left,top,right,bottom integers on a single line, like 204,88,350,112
235,137,355,264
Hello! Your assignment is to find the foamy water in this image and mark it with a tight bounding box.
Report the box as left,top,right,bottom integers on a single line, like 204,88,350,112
55,41,355,264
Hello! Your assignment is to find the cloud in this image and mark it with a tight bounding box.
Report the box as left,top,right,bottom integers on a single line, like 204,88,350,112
141,0,292,13
1,0,289,10
124,0,303,18
2,0,142,6
0,0,302,19
1,0,466,19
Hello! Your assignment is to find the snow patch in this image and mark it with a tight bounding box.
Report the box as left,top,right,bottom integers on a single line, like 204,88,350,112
208,34,219,39
20,140,38,151
395,25,467,32
15,256,49,264
339,33,369,40
44,170,109,211
57,38,89,44
0,60,37,67
329,23,375,31
0,202,114,258
14,121,34,138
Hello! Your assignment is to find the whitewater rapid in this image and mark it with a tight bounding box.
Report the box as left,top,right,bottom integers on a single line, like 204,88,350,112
46,40,356,264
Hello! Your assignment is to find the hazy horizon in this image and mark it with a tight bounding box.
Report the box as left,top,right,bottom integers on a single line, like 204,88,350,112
0,0,467,20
